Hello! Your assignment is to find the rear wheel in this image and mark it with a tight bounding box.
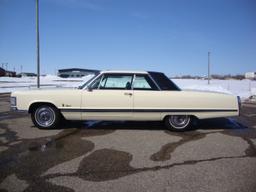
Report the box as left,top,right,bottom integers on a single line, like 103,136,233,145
31,105,60,129
165,115,191,131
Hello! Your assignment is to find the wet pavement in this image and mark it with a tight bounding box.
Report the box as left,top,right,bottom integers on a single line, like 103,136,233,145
0,93,256,192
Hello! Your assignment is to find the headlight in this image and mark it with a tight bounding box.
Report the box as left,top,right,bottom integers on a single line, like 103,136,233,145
10,97,16,106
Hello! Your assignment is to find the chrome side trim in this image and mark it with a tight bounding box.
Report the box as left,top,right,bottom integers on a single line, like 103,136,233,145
60,108,238,113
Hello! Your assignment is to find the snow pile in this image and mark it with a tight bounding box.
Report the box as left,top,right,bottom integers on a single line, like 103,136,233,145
172,79,256,99
0,74,94,93
251,88,256,95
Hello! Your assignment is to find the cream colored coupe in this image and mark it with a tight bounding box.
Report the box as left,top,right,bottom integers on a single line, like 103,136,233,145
10,71,241,131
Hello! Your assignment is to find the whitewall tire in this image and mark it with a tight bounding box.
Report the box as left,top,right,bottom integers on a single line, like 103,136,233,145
31,105,60,129
165,115,191,131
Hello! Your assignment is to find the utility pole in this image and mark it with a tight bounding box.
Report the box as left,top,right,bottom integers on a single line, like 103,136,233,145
36,0,40,88
208,51,210,85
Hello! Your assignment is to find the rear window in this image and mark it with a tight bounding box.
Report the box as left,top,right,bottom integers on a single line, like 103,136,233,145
149,72,180,91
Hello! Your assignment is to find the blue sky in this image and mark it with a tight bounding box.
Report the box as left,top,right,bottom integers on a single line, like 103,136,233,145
0,0,255,76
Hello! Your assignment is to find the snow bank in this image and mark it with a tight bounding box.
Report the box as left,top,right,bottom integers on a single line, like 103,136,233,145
172,79,256,99
0,75,94,93
0,75,255,99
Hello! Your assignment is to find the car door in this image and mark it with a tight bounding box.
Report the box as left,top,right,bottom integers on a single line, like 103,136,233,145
81,73,134,120
132,74,162,120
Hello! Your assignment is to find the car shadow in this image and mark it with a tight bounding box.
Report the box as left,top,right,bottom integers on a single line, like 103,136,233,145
62,120,167,131
45,117,248,132
196,117,248,130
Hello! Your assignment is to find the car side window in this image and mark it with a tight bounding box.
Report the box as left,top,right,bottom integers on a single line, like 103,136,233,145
99,74,133,90
133,75,158,90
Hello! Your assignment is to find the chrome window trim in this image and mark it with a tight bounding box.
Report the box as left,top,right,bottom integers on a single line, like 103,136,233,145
131,74,136,90
84,72,161,91
99,74,133,90
92,73,134,90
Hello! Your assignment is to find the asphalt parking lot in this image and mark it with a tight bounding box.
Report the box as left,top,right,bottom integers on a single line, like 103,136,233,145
0,93,256,192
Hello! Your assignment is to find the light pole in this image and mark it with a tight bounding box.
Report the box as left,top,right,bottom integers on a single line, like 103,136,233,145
36,0,40,88
208,51,210,85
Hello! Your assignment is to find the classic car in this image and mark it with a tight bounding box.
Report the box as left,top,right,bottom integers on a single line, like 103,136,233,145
10,70,241,131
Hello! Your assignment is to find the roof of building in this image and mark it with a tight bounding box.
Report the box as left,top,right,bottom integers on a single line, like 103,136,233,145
0,67,16,74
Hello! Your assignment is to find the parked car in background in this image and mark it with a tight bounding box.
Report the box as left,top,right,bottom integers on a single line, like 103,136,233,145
10,70,240,131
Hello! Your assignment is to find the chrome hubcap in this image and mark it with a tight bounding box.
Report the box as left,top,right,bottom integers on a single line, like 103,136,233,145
35,107,55,127
169,115,190,129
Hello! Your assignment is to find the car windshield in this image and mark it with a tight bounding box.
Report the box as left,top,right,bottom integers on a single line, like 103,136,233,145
149,71,180,91
78,72,100,89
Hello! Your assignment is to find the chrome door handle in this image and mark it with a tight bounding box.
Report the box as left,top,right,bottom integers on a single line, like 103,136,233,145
124,92,133,96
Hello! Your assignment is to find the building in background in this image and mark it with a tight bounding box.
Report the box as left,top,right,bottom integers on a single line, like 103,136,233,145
58,68,99,78
245,72,256,80
0,67,4,76
0,67,16,77
17,72,37,77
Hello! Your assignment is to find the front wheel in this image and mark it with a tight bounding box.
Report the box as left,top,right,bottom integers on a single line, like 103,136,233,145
31,105,60,129
165,115,191,131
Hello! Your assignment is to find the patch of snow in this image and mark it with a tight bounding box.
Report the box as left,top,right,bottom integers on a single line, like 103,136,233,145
0,74,95,93
172,79,256,99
